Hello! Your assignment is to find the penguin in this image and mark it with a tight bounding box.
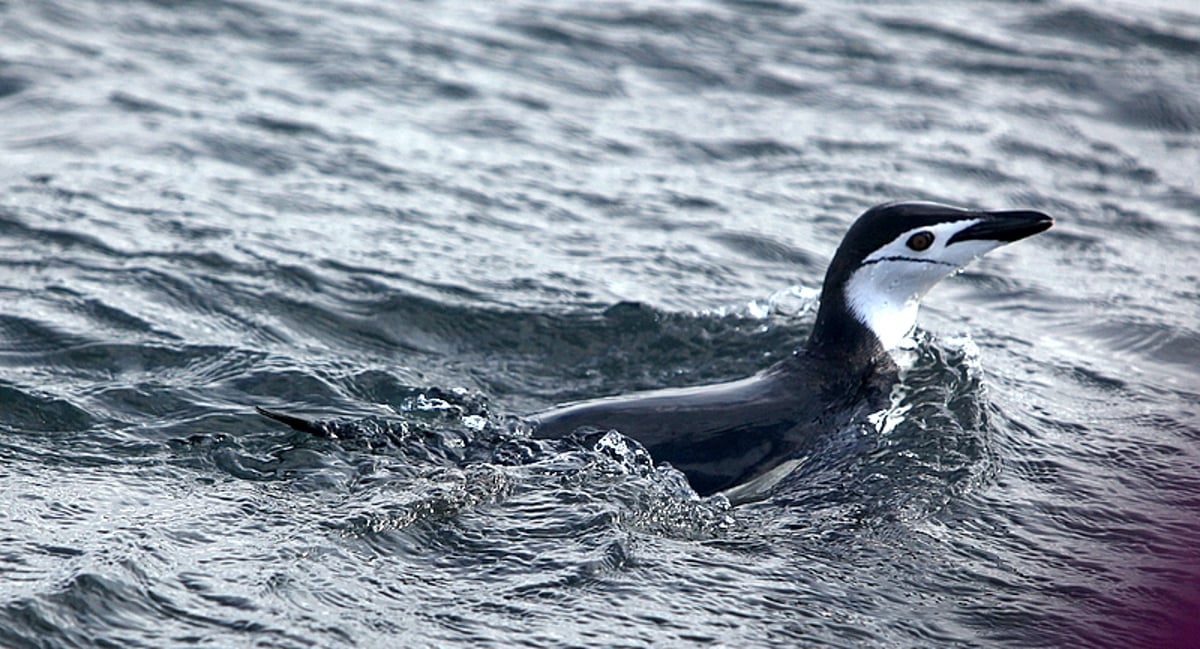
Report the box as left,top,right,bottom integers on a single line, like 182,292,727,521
258,202,1052,499
526,202,1052,496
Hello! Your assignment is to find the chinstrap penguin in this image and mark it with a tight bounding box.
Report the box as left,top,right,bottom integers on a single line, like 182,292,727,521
259,202,1053,500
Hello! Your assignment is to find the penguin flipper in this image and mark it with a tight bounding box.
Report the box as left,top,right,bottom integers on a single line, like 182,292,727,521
255,406,335,437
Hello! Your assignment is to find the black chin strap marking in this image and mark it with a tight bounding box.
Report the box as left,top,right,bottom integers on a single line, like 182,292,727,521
860,256,957,268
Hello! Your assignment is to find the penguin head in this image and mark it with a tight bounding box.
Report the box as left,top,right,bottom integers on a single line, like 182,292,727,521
809,202,1053,355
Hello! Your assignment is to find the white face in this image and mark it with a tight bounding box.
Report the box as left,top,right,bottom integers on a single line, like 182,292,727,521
844,219,1010,350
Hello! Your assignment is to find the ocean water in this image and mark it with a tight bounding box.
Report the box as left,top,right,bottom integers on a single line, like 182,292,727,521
1,0,1198,647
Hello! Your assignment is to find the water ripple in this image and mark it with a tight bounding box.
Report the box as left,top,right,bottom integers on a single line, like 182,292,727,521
1,0,1198,647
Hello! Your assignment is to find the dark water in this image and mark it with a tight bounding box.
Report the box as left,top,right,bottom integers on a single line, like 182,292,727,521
2,0,1199,647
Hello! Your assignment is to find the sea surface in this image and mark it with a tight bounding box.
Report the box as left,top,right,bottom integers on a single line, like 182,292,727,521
1,0,1198,647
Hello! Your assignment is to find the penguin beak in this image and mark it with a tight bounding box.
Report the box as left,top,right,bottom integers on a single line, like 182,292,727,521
947,210,1054,245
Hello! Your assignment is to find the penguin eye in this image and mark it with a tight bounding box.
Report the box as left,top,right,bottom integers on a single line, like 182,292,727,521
906,231,934,251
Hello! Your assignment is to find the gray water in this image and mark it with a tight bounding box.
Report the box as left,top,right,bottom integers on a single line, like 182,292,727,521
2,0,1199,647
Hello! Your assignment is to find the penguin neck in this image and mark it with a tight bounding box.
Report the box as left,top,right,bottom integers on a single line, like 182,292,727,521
804,280,895,368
